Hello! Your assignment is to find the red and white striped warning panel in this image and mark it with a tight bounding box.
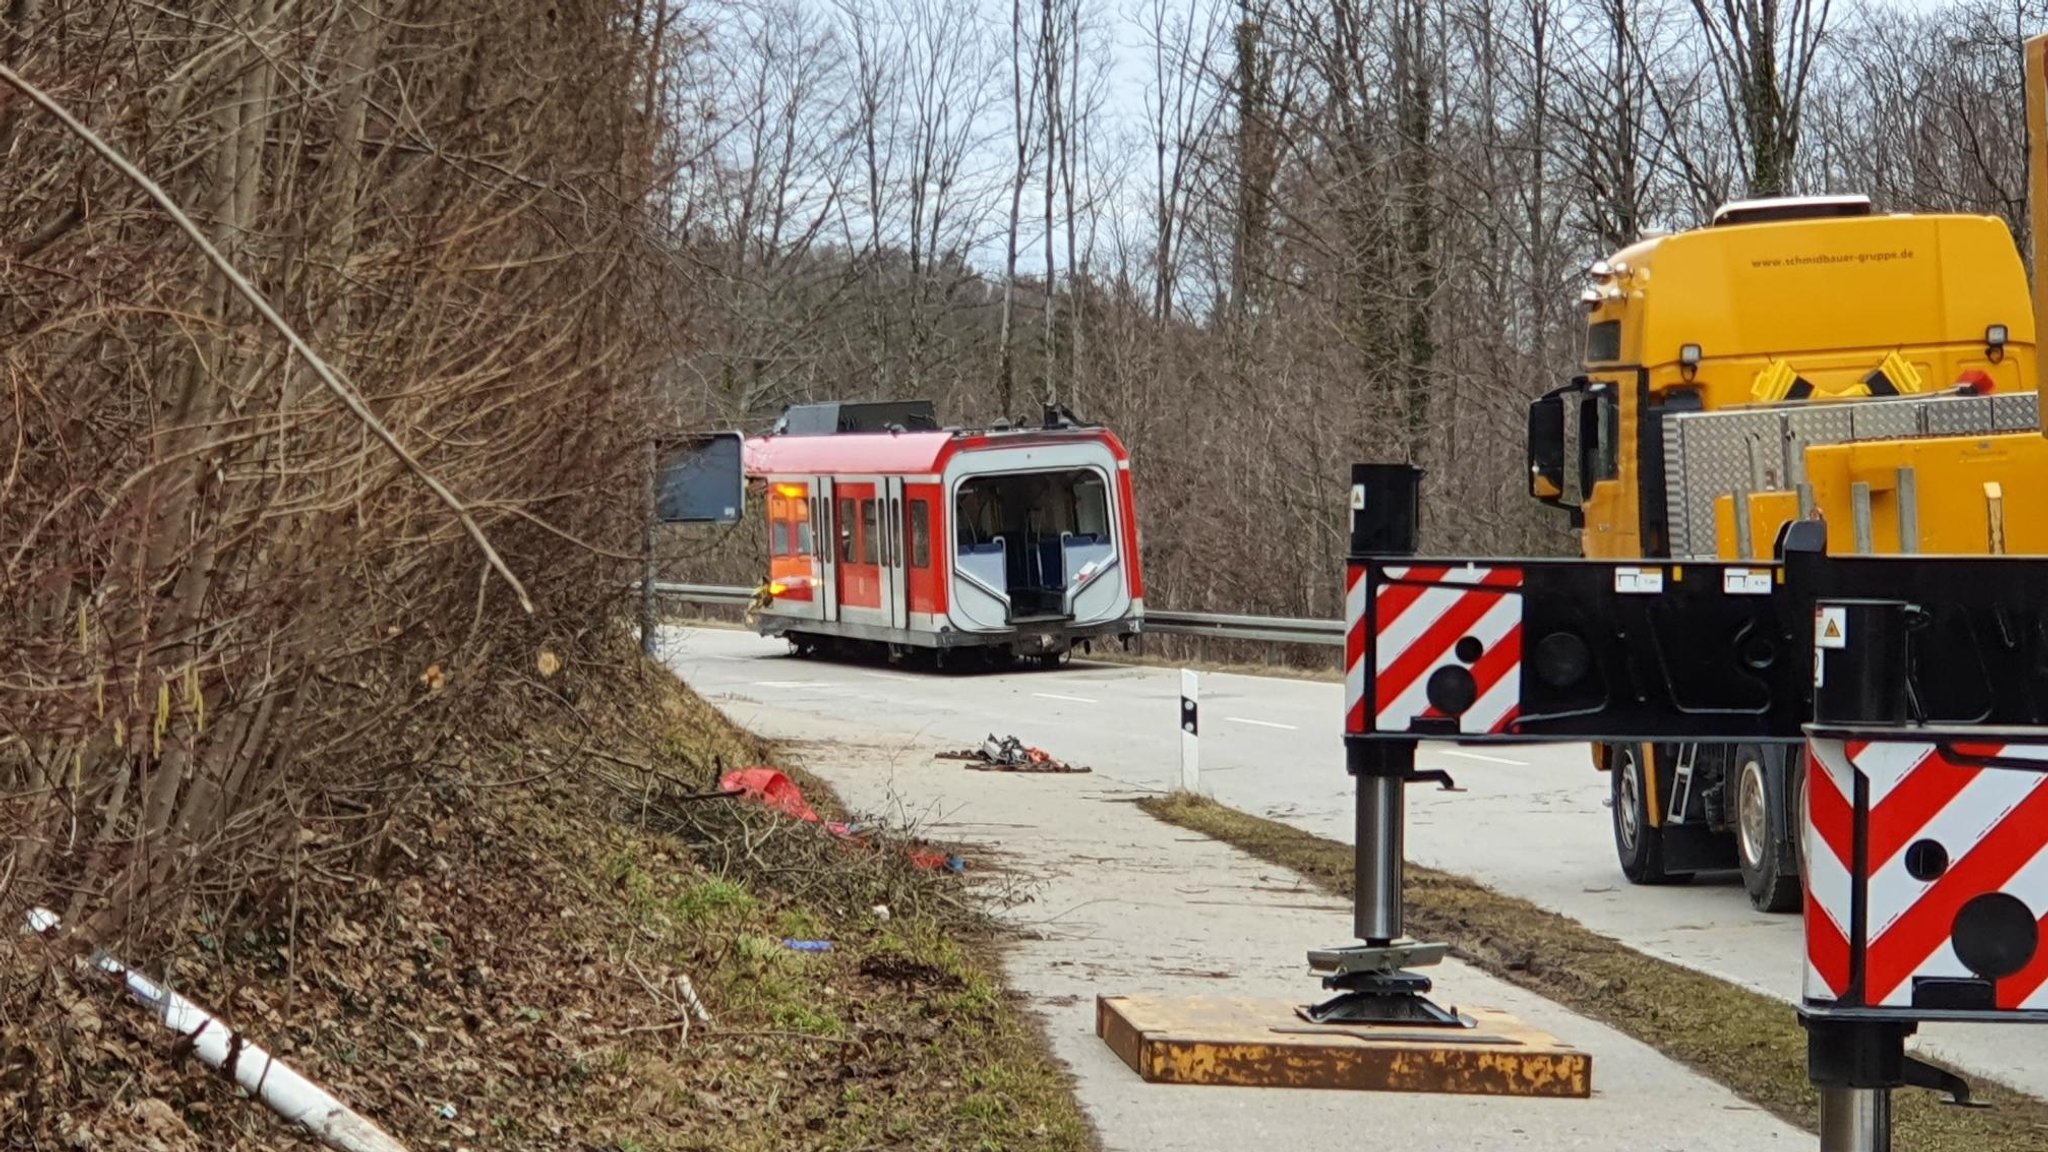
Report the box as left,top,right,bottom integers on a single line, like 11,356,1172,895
1805,737,2048,1013
1345,563,1524,737
1344,562,1369,734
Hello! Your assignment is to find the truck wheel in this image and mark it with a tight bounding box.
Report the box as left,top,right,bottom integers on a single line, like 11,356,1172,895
1734,743,1801,913
1612,743,1690,885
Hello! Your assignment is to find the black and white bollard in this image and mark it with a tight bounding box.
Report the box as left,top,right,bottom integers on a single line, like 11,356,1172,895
1179,669,1200,792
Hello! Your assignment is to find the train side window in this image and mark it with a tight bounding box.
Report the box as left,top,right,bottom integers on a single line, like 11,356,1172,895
771,520,791,557
909,501,930,568
838,498,856,562
796,519,814,556
1074,476,1109,538
860,499,877,564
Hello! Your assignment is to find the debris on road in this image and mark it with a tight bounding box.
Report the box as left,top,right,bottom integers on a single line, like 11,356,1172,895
719,766,968,872
938,734,1092,774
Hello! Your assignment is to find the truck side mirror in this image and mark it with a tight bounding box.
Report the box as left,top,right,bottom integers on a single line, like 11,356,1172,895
1527,394,1569,504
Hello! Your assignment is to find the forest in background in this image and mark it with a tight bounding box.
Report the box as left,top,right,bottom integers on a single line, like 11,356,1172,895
663,0,2044,620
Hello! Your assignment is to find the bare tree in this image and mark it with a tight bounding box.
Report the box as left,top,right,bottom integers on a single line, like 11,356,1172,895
998,0,1048,416
1686,0,1834,196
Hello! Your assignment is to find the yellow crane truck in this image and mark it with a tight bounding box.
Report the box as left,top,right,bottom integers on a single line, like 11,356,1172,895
1524,195,2039,911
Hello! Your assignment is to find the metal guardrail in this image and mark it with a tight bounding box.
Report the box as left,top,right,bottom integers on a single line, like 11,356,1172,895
653,581,755,606
652,582,1342,646
1142,609,1342,647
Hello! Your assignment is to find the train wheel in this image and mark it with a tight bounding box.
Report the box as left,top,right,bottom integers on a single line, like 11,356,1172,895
1612,743,1691,886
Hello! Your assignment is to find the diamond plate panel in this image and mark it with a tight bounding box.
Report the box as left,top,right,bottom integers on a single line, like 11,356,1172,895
1994,392,2040,432
1662,409,1787,559
1659,392,2040,561
1848,401,1924,441
1662,417,1693,558
1923,395,1996,436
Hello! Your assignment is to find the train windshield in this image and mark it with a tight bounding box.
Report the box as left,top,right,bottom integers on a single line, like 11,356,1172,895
954,469,1113,619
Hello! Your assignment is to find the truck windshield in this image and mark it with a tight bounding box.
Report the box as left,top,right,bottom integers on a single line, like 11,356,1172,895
1586,320,1622,365
1586,386,1620,487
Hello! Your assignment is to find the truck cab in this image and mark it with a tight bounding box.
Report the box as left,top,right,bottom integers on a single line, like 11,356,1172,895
1523,195,2037,911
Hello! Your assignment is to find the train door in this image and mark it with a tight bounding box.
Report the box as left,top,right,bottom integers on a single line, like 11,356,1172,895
813,476,837,620
884,477,909,630
833,479,883,622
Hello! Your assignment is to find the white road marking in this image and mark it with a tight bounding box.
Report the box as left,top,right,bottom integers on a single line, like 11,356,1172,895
1032,692,1098,704
1440,749,1527,767
1226,716,1297,730
752,680,839,689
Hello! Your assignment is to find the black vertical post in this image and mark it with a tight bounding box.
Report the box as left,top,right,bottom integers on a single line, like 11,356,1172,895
1811,599,1911,729
1349,463,1422,557
1349,464,1422,946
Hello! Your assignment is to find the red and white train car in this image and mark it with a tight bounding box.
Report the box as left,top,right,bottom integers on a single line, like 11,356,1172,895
746,402,1144,665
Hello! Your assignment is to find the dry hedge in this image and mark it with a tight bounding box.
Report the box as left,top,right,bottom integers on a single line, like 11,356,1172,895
1,2,689,962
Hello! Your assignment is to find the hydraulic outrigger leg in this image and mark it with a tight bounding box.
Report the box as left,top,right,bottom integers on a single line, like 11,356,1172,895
1300,740,1469,1026
1302,464,1470,1029
1807,1019,1981,1152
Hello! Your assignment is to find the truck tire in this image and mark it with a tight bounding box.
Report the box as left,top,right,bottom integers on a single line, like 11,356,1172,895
1794,755,1809,888
1734,743,1802,913
1612,743,1690,885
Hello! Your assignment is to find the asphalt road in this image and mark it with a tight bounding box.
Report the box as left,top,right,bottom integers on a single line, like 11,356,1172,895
663,624,2048,1100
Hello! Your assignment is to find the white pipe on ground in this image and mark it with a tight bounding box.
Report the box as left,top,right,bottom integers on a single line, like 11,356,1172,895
23,908,411,1152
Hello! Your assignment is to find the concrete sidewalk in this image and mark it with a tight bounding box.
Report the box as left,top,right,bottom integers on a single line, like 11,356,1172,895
697,696,1807,1150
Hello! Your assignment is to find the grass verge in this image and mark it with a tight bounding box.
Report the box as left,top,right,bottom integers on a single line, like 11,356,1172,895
6,666,1094,1152
1139,791,2048,1152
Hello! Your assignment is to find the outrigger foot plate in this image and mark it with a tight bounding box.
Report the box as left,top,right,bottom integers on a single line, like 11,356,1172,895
1307,939,1449,976
1300,968,1474,1028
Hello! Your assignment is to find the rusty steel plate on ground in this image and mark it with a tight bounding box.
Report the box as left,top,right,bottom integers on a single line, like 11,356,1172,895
1095,994,1590,1098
